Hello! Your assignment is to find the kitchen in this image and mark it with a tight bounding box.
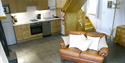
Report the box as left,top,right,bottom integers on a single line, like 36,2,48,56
0,0,65,63
1,0,62,45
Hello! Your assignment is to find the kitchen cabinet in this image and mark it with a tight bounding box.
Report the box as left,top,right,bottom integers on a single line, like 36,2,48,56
2,0,48,13
8,0,18,13
114,25,125,47
51,20,61,35
14,24,31,42
37,0,48,10
8,0,26,13
17,0,26,12
14,23,43,43
26,0,37,6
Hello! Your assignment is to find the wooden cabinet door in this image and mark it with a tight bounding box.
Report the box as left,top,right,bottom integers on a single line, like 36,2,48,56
17,0,26,12
22,24,31,39
14,24,31,41
26,0,37,6
37,0,48,10
9,0,19,13
14,25,24,41
51,20,61,34
8,0,26,13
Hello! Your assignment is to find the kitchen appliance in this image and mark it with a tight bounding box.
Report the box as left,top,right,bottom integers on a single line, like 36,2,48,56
1,14,16,45
0,21,9,56
30,22,43,35
42,21,51,36
37,14,41,19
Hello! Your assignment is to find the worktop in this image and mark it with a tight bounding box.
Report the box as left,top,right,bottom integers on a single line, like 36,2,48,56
13,17,60,26
11,10,60,26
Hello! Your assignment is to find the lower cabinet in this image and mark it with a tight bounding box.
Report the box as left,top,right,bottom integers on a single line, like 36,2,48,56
14,24,31,41
51,20,61,35
14,20,61,43
114,25,125,47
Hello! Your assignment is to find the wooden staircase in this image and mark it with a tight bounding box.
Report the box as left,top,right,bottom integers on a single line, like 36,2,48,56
61,0,96,34
78,9,96,32
84,16,96,32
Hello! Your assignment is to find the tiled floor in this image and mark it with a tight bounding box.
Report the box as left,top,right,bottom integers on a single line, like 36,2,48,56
9,35,125,63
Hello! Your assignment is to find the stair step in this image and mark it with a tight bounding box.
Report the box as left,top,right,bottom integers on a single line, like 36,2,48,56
85,24,93,27
85,27,94,30
85,22,91,26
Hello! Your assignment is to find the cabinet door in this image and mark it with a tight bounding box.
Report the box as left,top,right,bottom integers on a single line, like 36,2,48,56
8,0,26,13
26,0,37,6
22,24,31,39
37,0,48,10
9,0,19,13
14,25,24,41
51,20,61,34
17,0,26,12
14,24,31,41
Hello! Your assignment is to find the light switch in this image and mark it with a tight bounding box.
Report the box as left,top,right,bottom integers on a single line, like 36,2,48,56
107,1,113,8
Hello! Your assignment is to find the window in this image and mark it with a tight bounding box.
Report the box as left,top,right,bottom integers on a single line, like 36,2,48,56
86,0,99,16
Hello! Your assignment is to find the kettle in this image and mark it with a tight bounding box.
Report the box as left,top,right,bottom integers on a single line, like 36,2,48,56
37,14,41,19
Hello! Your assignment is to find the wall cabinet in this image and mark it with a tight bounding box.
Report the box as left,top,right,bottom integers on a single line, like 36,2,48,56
7,0,26,13
14,24,31,41
2,0,48,13
51,20,61,35
37,0,48,10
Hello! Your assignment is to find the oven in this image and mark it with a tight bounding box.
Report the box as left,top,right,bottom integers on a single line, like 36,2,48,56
30,22,42,35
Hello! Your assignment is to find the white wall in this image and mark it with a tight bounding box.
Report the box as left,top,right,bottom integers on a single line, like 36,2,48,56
0,42,9,63
97,0,115,35
85,0,125,36
0,1,9,63
114,0,125,27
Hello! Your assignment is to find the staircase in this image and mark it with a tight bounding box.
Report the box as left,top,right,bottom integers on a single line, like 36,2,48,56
78,10,96,32
84,16,96,32
61,0,96,34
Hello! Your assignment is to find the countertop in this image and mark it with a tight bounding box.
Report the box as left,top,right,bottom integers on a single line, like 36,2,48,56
13,17,60,26
11,11,61,26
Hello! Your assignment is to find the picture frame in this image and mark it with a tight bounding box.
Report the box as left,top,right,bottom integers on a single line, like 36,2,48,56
3,4,10,14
